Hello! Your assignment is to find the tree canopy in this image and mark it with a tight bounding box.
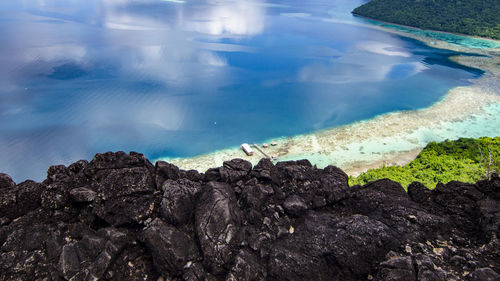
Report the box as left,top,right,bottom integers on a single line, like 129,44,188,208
349,137,500,188
352,0,500,40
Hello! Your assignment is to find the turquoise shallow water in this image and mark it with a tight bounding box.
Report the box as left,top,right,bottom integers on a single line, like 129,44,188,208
356,17,500,49
0,0,494,182
270,102,500,169
435,103,500,140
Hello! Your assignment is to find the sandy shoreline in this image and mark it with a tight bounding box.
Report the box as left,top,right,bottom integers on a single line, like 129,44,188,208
156,25,500,176
352,15,500,51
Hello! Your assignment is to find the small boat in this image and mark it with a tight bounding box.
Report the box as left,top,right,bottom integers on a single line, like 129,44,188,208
262,143,269,148
271,141,278,146
240,143,254,156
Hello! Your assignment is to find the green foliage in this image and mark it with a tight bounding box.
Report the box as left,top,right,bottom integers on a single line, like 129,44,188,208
349,137,500,189
352,0,500,40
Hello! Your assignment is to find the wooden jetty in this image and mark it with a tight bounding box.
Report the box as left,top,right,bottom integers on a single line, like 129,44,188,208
252,143,272,159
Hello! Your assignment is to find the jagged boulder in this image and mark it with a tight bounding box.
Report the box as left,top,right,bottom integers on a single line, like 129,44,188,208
84,151,154,174
470,268,500,281
155,161,181,187
141,218,200,277
0,153,499,280
69,187,97,203
240,179,274,211
0,173,15,189
226,249,266,281
250,158,280,184
219,158,252,183
1,180,44,220
161,178,201,226
377,255,416,281
195,181,243,274
339,179,448,241
282,195,308,216
276,159,314,182
55,227,135,280
268,212,398,281
91,167,156,226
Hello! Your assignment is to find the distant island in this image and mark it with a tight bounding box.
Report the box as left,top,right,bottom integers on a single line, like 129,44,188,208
352,0,500,40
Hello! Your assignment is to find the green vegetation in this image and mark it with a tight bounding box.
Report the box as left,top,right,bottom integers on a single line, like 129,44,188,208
352,0,500,40
349,137,500,188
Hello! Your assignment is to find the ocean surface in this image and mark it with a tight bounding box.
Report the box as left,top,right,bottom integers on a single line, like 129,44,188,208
0,0,493,182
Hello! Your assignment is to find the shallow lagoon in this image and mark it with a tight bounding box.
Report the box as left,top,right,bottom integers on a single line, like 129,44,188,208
0,0,494,181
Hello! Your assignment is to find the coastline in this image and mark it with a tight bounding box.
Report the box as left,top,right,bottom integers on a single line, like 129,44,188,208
351,14,500,50
156,25,500,176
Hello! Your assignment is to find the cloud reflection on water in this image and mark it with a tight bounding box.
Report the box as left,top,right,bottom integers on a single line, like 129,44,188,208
0,0,483,182
186,0,266,36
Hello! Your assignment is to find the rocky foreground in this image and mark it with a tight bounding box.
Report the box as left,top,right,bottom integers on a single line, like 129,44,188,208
0,152,499,281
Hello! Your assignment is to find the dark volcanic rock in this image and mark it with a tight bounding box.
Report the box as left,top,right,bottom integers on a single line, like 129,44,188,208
240,180,274,211
155,161,181,187
0,173,15,189
319,165,350,203
161,178,201,226
1,180,44,220
219,158,252,183
338,179,449,242
47,165,72,183
204,167,221,182
470,268,500,281
195,181,243,274
250,158,280,184
92,167,156,226
377,255,416,281
268,212,398,281
58,243,81,280
141,218,200,277
0,152,499,280
227,249,266,280
407,181,433,205
85,151,154,174
69,187,97,202
283,195,308,216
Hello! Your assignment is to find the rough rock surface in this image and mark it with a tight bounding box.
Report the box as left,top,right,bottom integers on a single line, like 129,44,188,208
0,151,499,280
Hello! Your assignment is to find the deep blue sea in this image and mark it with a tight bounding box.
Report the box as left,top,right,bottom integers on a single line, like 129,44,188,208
0,0,488,182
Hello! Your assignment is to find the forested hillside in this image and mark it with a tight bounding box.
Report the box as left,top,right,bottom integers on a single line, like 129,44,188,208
352,0,500,40
349,137,500,188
